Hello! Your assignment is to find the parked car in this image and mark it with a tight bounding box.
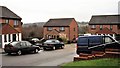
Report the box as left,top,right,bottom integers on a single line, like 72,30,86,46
31,38,40,42
4,41,40,55
27,38,40,45
76,35,120,55
42,39,64,50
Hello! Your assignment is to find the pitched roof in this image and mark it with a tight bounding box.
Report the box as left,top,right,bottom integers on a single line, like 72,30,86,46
89,15,120,25
44,18,75,27
0,6,21,19
0,23,19,34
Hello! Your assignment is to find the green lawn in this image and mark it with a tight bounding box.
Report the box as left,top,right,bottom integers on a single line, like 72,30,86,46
61,58,120,68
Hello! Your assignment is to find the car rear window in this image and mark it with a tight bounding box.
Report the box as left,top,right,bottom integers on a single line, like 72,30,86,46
10,42,18,46
89,36,102,43
77,36,103,44
45,40,59,43
77,37,88,43
45,40,52,43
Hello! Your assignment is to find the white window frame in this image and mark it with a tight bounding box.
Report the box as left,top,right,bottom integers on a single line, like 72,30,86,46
14,20,19,27
47,27,52,31
100,25,103,30
60,27,65,31
5,19,9,23
110,25,113,30
91,25,96,29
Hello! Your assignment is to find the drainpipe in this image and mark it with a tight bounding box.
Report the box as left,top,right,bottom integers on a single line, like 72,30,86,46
69,27,70,42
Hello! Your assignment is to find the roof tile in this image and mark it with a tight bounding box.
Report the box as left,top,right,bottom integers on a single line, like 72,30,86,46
0,6,21,19
89,15,120,25
44,18,75,27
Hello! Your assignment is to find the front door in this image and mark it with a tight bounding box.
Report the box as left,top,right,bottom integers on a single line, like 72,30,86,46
13,34,16,41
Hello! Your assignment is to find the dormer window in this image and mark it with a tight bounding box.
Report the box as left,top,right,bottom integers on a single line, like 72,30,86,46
60,27,65,31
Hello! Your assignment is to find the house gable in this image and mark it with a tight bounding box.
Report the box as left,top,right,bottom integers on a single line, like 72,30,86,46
46,29,60,35
0,23,19,34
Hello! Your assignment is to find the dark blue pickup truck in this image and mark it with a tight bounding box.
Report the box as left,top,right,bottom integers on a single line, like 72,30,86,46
76,35,120,54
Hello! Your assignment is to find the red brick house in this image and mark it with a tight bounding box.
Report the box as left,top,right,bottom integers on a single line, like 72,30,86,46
89,15,120,38
0,6,22,48
43,18,78,42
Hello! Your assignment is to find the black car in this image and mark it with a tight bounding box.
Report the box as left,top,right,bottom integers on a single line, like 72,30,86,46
4,41,40,55
76,35,120,54
42,39,64,50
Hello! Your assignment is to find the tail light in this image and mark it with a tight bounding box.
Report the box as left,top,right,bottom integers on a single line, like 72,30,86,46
10,46,14,49
76,44,78,49
5,44,14,49
5,44,8,48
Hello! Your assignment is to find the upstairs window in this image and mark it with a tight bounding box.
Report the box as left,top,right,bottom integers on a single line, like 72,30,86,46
60,27,65,31
5,19,9,23
74,28,76,31
47,27,52,31
91,25,96,29
118,25,120,29
110,25,113,30
14,20,19,27
100,25,103,30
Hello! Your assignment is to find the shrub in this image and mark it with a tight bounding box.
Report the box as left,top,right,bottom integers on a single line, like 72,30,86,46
57,37,67,43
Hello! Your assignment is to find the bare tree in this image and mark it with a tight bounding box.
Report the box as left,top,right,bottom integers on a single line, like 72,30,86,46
22,23,44,40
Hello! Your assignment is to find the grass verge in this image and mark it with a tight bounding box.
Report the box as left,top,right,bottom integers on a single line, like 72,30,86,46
61,58,120,68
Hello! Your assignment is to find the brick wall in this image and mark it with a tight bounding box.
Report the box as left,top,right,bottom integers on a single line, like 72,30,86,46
0,18,22,32
69,19,78,41
89,25,120,34
43,19,78,42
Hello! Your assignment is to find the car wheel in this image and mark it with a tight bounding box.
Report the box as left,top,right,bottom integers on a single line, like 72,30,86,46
61,45,64,49
7,53,11,55
34,49,39,53
53,46,56,50
43,48,47,50
17,50,22,55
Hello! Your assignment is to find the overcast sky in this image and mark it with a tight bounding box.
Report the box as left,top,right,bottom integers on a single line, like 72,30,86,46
1,0,120,23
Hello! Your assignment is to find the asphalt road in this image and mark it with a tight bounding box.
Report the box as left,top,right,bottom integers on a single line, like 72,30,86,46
2,44,76,66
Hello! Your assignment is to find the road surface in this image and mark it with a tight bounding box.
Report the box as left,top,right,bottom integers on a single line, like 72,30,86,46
2,44,76,66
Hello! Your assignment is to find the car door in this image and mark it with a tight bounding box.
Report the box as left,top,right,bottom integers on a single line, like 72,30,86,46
88,36,104,51
77,37,89,51
104,36,118,49
25,41,34,51
55,40,61,47
20,42,28,52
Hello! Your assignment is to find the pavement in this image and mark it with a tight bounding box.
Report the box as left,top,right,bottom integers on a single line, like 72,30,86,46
0,48,5,54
